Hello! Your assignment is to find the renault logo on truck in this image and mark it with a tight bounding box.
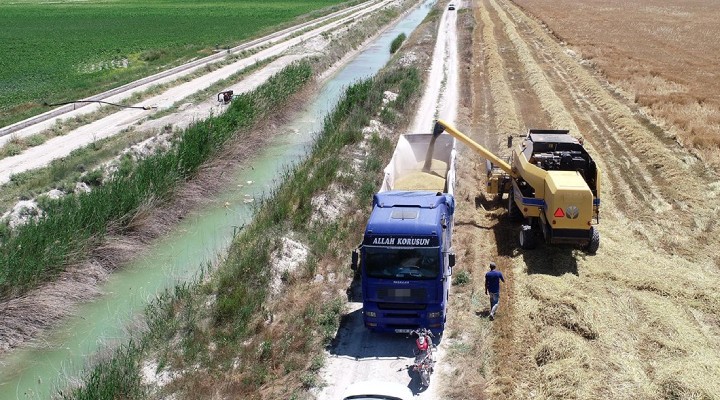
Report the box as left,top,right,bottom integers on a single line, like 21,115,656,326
566,205,580,219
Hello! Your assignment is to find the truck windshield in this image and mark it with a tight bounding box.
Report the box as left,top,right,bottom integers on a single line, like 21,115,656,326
364,246,440,280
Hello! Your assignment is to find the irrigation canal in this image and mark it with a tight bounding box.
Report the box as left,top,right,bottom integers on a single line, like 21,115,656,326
0,1,435,398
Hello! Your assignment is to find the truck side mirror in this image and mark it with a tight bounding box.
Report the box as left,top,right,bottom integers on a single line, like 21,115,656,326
351,250,359,272
448,253,456,268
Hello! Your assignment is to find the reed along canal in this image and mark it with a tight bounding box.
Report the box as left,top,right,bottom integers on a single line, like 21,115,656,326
0,2,435,398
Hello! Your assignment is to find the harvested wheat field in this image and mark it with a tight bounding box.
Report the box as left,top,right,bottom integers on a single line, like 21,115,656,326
441,0,720,399
512,0,720,167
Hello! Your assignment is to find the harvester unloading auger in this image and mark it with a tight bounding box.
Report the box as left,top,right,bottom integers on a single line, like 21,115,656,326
433,119,600,253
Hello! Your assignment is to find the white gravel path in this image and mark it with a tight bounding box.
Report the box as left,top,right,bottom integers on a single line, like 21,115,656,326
314,1,461,398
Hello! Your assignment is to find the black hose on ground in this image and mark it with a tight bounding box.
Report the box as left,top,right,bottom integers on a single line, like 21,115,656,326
43,100,156,110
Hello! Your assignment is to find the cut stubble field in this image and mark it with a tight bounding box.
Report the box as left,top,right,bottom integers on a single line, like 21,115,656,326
441,0,720,399
512,0,720,167
0,0,348,128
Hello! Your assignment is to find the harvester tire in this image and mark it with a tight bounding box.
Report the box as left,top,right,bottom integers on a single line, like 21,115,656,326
519,225,536,249
584,226,600,254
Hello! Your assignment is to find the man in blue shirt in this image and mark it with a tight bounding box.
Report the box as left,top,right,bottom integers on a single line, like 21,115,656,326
484,261,505,321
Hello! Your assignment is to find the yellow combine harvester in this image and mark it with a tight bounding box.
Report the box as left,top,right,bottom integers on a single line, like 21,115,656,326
433,120,600,253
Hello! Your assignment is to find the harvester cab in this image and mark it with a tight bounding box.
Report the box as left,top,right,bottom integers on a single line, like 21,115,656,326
432,119,600,253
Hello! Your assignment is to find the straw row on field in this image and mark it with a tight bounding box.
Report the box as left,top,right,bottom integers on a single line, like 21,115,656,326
479,2,627,399
488,0,579,134
491,0,648,213
500,0,720,251
487,0,627,208
479,3,720,399
478,2,521,137
491,0,665,221
438,6,512,399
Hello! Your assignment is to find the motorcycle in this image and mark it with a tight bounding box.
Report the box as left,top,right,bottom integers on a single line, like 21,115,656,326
410,328,435,387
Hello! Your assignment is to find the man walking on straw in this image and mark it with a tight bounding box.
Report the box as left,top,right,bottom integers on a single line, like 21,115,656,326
485,261,505,321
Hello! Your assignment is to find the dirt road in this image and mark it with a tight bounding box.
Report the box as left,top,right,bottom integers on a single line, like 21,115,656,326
442,0,720,398
315,2,462,398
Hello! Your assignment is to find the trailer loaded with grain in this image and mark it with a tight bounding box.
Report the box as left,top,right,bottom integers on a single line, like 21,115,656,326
352,133,457,335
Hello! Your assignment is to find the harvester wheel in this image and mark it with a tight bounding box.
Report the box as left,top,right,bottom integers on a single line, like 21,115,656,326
519,225,536,249
583,226,600,254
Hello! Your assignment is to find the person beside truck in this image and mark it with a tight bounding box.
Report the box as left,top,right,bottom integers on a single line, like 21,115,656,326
484,261,505,321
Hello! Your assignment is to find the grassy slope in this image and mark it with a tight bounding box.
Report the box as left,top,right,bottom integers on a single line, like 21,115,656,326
0,62,313,298
0,0,348,127
59,65,422,399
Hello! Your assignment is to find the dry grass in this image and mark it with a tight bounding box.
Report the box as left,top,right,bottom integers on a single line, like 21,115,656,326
134,3,431,398
437,6,496,400
0,262,106,352
1,0,421,392
477,2,521,136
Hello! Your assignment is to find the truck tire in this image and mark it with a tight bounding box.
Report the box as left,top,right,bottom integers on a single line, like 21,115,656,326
507,190,522,221
583,226,600,254
519,225,536,249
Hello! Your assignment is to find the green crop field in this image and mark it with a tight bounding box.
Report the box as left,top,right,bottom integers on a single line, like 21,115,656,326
0,0,349,128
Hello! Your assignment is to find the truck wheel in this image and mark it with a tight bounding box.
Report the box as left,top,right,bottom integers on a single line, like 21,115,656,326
507,190,522,221
519,225,536,249
583,226,600,254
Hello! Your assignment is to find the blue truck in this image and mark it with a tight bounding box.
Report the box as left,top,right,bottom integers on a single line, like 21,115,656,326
352,133,457,335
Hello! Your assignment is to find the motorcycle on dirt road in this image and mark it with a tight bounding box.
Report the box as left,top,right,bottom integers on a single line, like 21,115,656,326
410,328,436,387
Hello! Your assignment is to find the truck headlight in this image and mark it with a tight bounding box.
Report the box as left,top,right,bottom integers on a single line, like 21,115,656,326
365,311,377,317
428,312,441,319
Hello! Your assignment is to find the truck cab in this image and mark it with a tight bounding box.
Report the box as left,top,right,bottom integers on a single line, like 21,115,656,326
354,191,455,335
